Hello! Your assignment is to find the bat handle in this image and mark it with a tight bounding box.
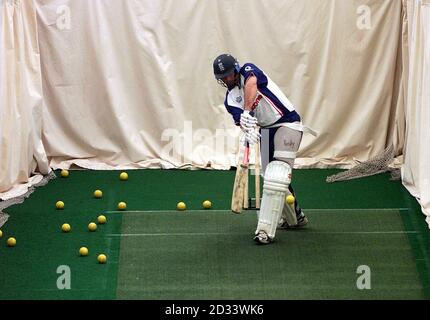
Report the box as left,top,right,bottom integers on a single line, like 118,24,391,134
242,142,250,165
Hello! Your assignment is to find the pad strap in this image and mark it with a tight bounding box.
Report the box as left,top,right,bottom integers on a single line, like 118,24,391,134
274,151,297,160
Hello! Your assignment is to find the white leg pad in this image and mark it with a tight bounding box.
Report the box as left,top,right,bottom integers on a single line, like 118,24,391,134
255,161,291,239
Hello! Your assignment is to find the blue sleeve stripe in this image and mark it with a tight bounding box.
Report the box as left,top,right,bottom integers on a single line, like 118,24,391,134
241,63,268,87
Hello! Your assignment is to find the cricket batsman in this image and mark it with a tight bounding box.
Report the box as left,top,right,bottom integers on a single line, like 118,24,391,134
213,53,315,244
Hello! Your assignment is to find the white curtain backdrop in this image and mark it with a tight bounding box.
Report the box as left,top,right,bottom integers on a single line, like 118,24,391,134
401,0,430,226
0,0,50,199
33,0,405,172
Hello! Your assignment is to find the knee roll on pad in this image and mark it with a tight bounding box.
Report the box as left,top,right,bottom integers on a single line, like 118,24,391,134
256,161,292,238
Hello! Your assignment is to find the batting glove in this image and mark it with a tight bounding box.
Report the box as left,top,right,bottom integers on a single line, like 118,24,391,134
240,111,258,132
245,128,261,145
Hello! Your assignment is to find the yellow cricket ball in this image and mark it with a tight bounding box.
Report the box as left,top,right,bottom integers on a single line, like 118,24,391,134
0,230,3,238
97,254,107,264
88,222,97,232
117,202,127,210
56,201,65,210
119,172,128,181
202,200,212,209
97,215,107,224
60,169,69,177
79,247,89,256
7,237,16,247
61,223,71,233
94,190,103,198
177,202,186,211
286,195,295,205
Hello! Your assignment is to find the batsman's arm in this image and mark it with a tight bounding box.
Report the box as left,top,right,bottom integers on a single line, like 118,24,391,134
244,75,258,111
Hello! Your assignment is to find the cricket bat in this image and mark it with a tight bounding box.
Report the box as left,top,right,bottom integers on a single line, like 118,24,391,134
255,142,261,209
231,142,250,214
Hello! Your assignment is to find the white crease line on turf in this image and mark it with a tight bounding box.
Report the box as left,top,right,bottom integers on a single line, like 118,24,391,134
108,232,232,236
105,210,232,213
28,289,114,292
105,208,410,213
106,231,420,237
305,208,410,211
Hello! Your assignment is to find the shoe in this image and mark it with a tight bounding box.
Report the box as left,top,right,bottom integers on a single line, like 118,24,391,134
253,231,272,244
278,211,308,229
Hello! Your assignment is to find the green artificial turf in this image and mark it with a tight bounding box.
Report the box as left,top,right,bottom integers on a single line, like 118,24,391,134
0,168,428,299
115,209,424,299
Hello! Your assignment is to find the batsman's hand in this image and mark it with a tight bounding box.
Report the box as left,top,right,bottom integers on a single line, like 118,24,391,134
240,111,258,132
245,128,261,145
